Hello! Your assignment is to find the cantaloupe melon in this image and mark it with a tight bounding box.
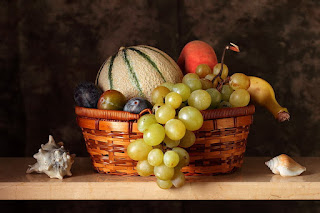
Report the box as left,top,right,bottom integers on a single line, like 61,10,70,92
95,45,183,102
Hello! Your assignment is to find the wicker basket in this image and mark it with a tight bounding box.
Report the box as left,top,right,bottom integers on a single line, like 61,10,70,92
75,105,255,176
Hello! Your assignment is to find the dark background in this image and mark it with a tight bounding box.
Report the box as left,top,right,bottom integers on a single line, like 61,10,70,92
2,0,320,157
1,0,320,211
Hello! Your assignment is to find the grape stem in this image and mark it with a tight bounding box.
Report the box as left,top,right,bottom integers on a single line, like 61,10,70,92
217,76,230,92
212,43,240,88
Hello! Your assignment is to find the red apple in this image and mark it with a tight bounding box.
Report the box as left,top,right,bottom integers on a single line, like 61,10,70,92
177,40,218,74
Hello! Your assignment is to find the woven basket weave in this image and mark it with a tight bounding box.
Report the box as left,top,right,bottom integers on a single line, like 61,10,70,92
75,105,255,176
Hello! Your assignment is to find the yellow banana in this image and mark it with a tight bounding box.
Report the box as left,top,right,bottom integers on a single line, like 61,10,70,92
247,76,290,122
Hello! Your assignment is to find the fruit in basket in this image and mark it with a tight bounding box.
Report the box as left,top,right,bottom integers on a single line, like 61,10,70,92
155,104,176,124
156,178,173,189
97,90,127,110
200,79,213,90
229,73,250,90
136,160,154,176
74,82,102,108
152,103,164,114
195,64,212,78
213,63,229,80
206,88,222,108
179,130,196,148
247,76,290,122
165,119,186,141
96,45,183,102
178,106,203,131
163,136,180,148
171,169,185,188
123,97,152,114
127,139,153,161
172,83,191,102
188,90,211,110
218,101,232,108
151,86,171,105
229,89,250,107
160,82,174,91
165,92,183,109
148,148,164,166
163,150,180,168
154,163,175,180
182,73,202,92
172,147,190,168
137,114,157,133
221,85,234,101
143,123,165,146
177,40,218,74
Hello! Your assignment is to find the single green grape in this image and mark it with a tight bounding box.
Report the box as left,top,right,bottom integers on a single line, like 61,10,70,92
154,163,174,180
229,73,250,90
163,150,180,168
183,78,202,92
148,148,164,167
143,123,165,146
172,147,190,168
172,83,191,102
200,79,213,90
188,90,211,110
206,88,222,108
155,104,176,124
179,130,196,148
195,64,212,78
218,101,232,108
163,136,180,148
165,92,182,109
229,89,250,107
165,119,186,141
151,86,170,105
178,106,203,131
171,169,186,188
127,139,152,161
182,73,202,92
221,85,234,101
136,160,154,176
137,114,157,133
213,63,229,80
182,73,200,81
160,82,174,91
156,178,173,189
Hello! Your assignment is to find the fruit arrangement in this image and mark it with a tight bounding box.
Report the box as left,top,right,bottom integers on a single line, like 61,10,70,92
74,41,289,189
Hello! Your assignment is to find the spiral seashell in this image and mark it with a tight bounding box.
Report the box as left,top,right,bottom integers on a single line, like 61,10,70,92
26,135,75,179
265,154,306,177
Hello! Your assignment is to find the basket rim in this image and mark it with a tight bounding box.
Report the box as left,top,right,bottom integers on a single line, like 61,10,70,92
75,105,255,121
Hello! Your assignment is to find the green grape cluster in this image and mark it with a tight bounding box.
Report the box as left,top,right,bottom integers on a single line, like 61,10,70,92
128,57,252,189
129,82,207,189
194,63,251,108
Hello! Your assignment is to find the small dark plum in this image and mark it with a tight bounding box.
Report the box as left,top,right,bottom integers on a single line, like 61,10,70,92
74,82,102,108
123,97,152,114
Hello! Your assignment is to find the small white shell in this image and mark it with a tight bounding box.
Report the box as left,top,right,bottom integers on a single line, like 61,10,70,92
26,135,75,179
265,154,306,177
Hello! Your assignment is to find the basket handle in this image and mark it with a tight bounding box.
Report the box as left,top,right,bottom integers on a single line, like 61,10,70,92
139,108,153,117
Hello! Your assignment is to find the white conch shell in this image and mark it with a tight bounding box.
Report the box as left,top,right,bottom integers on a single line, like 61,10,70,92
265,154,306,177
26,135,76,179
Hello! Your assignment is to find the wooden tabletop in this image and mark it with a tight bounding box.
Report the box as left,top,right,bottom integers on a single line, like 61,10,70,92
0,157,319,200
